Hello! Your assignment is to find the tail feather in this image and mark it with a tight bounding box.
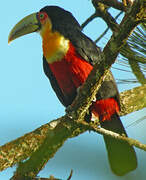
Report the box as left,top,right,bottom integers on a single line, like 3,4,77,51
101,113,137,176
91,98,137,175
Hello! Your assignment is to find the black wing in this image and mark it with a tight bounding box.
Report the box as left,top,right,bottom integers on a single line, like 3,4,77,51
60,27,102,65
43,56,77,107
66,29,120,103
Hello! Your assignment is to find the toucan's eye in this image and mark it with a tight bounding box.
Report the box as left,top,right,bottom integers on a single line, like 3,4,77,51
39,13,45,19
38,12,48,22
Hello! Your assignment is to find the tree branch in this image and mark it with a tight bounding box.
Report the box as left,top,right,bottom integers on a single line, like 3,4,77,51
11,170,73,180
11,100,146,179
95,0,126,11
0,87,145,172
92,0,146,84
119,84,146,116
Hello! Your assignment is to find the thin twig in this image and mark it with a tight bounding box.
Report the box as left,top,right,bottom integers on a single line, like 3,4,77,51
81,12,97,30
95,11,123,43
92,0,120,31
67,170,73,180
90,125,146,151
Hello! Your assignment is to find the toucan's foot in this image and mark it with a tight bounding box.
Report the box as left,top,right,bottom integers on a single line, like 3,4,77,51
77,86,81,94
65,86,82,113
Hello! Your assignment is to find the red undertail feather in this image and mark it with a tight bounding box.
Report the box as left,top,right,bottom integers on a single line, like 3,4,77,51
91,98,120,121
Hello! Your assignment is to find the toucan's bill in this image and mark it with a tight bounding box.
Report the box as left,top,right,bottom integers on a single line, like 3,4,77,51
8,13,40,43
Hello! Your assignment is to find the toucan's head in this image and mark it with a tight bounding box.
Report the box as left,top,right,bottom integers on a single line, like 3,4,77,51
8,6,80,43
8,6,81,63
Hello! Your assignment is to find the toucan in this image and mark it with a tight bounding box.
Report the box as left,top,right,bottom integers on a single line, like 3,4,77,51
8,6,137,176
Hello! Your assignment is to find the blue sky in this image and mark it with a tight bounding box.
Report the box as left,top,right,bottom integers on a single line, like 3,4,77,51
0,0,146,180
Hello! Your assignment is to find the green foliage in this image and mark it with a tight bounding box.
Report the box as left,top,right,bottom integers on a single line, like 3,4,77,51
120,24,146,84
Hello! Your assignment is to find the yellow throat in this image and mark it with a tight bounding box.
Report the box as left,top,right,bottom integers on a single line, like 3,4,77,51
40,21,69,64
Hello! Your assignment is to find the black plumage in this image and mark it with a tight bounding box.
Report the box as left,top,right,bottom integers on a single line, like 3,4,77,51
41,6,137,176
